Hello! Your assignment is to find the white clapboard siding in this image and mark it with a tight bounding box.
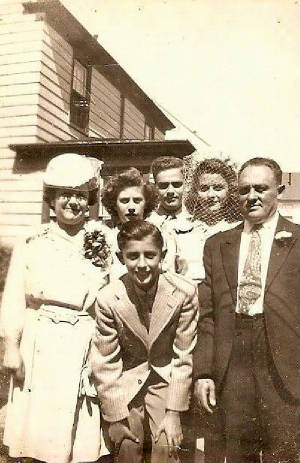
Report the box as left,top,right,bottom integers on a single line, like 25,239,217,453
0,190,42,202
0,60,41,76
0,124,38,137
0,18,43,35
0,202,42,215
0,178,42,191
0,104,38,118
0,213,41,226
0,27,44,46
0,50,42,66
0,82,40,97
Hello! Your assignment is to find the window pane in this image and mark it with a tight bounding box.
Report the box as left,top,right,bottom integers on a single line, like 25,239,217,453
72,59,87,96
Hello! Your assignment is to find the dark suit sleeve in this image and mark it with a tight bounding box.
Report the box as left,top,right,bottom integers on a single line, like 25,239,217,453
193,238,215,380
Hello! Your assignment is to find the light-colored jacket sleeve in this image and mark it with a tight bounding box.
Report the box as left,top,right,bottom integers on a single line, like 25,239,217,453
166,286,198,411
0,238,26,345
90,293,129,422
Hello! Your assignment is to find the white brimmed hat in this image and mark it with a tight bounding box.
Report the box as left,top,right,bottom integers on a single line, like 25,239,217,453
44,153,98,191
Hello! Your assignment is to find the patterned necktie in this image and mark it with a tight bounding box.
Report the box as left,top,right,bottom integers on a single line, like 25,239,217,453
238,228,262,314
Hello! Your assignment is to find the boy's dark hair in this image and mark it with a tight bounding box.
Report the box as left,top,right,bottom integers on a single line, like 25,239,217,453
239,157,282,185
117,220,164,252
151,156,184,182
102,167,159,224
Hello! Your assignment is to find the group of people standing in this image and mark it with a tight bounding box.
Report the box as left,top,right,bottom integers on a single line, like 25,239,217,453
1,152,299,463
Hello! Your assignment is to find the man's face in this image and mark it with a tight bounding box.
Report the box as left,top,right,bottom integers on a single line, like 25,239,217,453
121,235,162,291
116,186,146,224
155,168,184,214
238,165,281,224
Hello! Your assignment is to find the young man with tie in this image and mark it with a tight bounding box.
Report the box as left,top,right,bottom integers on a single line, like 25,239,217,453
194,157,300,463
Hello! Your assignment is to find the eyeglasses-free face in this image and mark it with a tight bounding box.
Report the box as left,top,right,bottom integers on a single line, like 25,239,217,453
155,168,184,214
121,235,162,291
53,188,89,227
196,173,229,212
116,186,146,224
238,165,282,224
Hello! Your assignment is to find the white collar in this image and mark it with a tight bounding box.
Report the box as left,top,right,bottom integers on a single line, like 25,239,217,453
243,210,279,234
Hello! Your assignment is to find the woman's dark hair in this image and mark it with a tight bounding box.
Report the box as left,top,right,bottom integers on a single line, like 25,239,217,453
117,220,163,252
185,158,242,223
43,187,98,209
102,167,159,225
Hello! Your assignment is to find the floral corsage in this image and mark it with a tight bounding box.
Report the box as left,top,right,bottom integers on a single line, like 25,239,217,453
274,230,293,245
83,221,111,268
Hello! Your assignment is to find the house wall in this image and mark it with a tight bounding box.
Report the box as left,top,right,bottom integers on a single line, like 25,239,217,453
0,1,44,244
0,0,166,244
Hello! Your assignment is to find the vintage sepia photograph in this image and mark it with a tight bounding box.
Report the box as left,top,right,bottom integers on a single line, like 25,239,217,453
0,0,299,462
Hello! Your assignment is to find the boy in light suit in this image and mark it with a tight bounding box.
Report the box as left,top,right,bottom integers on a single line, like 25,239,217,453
91,220,198,463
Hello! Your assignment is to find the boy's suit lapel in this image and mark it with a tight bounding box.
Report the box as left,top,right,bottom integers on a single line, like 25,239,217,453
149,274,179,348
114,276,149,348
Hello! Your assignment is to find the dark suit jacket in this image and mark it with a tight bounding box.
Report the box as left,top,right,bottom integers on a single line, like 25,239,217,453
194,215,300,401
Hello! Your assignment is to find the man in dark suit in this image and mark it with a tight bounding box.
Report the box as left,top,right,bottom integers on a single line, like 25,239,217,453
194,157,300,463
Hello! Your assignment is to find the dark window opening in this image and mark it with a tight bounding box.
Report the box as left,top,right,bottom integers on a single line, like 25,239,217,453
70,59,91,132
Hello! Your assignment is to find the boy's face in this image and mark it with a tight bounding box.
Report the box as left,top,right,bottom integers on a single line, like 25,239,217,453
121,235,162,291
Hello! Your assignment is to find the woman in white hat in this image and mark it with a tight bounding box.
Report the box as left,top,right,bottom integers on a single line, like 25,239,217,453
1,153,111,463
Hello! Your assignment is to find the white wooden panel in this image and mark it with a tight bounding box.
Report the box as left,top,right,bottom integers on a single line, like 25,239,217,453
0,82,40,97
0,60,41,76
0,50,41,66
0,19,43,35
0,40,42,56
0,114,38,128
0,105,38,118
0,190,42,202
0,94,39,107
0,179,42,191
0,202,42,214
0,70,40,85
0,27,43,45
0,125,37,137
0,213,41,226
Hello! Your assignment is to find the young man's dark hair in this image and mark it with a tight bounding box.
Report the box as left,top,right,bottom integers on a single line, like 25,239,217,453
151,156,184,182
